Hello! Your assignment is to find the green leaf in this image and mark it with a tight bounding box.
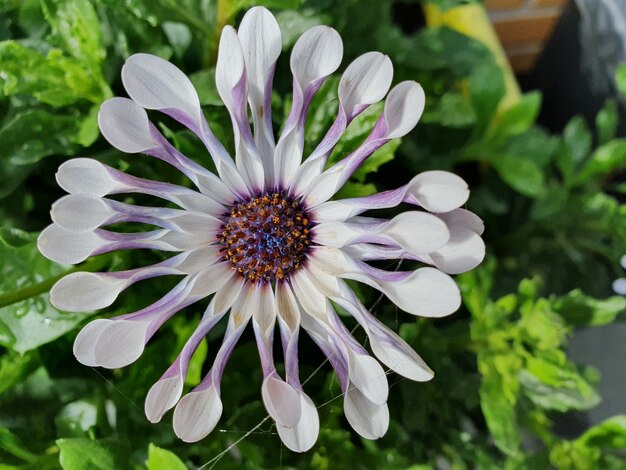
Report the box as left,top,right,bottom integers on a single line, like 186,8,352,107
275,10,326,48
519,302,568,350
478,355,522,456
146,444,187,470
162,22,192,59
551,289,626,327
41,0,105,73
189,69,222,106
0,109,82,199
556,115,592,184
0,351,39,395
492,155,545,198
423,93,476,128
0,426,37,463
17,0,47,39
596,99,618,145
578,415,626,449
0,227,37,247
334,182,378,199
57,438,129,470
0,41,96,106
469,58,506,128
520,350,600,412
502,126,558,167
575,139,626,184
530,186,569,220
185,337,207,387
77,104,100,147
1,109,82,165
486,92,541,141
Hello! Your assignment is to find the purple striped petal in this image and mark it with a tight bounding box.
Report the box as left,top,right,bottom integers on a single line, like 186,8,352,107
290,52,392,195
121,53,249,196
216,25,265,192
144,279,242,423
274,26,343,188
73,269,230,369
302,81,428,206
238,7,282,166
313,171,470,221
311,246,461,317
50,247,221,312
51,194,223,233
56,159,222,214
313,212,450,255
173,287,253,442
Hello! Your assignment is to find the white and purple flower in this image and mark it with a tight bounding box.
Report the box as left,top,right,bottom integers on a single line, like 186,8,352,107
37,7,485,452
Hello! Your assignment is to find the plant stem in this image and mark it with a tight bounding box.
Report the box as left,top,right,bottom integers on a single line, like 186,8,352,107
0,255,111,309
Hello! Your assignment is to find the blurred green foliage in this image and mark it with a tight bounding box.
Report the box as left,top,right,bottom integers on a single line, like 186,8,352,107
0,0,625,469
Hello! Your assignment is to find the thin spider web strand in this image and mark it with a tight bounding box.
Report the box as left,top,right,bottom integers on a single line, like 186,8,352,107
88,259,405,468
200,260,404,469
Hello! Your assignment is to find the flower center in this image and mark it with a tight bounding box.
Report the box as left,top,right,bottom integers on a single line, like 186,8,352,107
219,192,312,283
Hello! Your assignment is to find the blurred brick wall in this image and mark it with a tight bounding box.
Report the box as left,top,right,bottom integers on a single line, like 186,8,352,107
485,0,568,73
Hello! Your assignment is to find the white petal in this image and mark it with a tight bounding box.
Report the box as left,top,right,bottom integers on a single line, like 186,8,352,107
165,212,222,234
93,319,150,369
347,352,388,405
122,53,201,122
369,333,433,382
216,159,251,198
613,278,626,295
313,248,461,317
276,282,301,332
234,142,265,193
238,6,282,106
274,128,303,188
374,212,449,254
186,263,233,300
73,319,111,367
408,171,469,213
314,212,450,255
384,81,425,139
98,98,158,153
253,285,278,338
145,375,184,423
328,280,435,382
430,227,486,274
212,277,244,314
56,159,122,197
50,272,128,312
380,268,461,317
51,194,115,233
261,375,302,428
37,224,107,265
277,393,319,452
215,26,245,110
344,387,389,439
291,26,343,90
620,255,626,270
290,270,328,321
173,387,223,442
338,52,393,117
438,208,485,235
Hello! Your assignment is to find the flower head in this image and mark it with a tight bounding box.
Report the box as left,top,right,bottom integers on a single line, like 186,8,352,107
37,7,485,451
